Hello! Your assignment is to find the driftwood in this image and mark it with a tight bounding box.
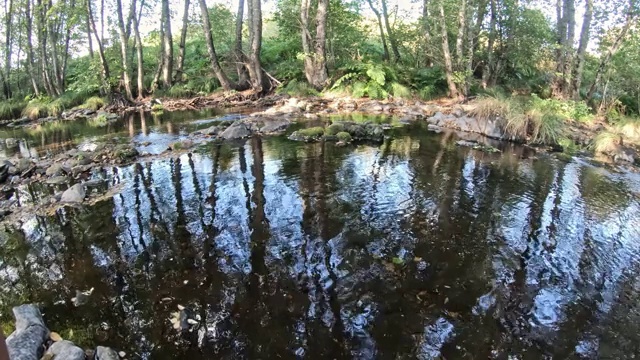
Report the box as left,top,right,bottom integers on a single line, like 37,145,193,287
160,92,287,112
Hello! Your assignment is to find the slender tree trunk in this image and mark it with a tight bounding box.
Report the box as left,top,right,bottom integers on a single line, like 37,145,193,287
562,0,576,96
3,0,13,98
86,5,94,59
300,0,329,90
174,0,190,83
247,0,265,92
423,0,432,66
197,0,237,90
36,0,54,96
455,0,466,66
586,3,636,102
381,0,400,62
366,0,390,61
133,0,145,98
151,10,165,92
571,0,592,99
87,0,111,92
25,0,40,95
439,0,459,98
235,0,250,88
161,0,173,87
116,0,134,100
482,0,497,89
60,0,76,91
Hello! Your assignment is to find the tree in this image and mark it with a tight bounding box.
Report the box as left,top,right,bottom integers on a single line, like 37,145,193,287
439,0,459,98
300,0,329,90
174,0,190,83
116,0,134,100
197,0,238,91
161,0,173,87
571,0,593,99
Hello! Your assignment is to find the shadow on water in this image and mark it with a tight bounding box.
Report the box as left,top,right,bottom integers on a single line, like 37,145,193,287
1,120,640,359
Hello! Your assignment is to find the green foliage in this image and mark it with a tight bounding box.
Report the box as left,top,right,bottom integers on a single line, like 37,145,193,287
593,130,622,154
529,95,594,122
0,101,26,120
88,114,108,127
151,104,164,113
331,62,399,99
278,80,320,97
336,131,352,142
80,97,106,111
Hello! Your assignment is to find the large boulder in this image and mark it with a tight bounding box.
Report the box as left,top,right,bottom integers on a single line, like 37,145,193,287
6,305,49,360
45,340,85,360
259,119,291,134
60,184,86,204
46,163,66,177
220,121,252,139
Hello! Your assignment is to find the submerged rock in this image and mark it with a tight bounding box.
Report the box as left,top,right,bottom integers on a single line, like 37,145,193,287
60,184,86,204
6,305,49,360
220,121,252,139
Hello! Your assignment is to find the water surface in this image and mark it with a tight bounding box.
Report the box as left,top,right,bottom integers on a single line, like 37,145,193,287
0,117,639,359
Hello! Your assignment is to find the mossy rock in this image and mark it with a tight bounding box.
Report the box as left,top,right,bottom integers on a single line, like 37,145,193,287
288,126,325,142
336,132,352,143
113,145,139,160
325,123,345,136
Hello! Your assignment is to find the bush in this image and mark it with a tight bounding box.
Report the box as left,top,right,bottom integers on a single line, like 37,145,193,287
22,101,50,119
336,131,352,143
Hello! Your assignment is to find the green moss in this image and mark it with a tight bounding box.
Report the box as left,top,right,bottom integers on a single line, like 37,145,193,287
151,103,164,113
298,126,325,138
336,131,352,143
80,96,106,111
325,123,345,136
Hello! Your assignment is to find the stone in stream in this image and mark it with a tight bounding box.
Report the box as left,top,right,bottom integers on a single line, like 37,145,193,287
60,184,86,204
44,340,85,360
96,346,120,360
46,163,67,177
46,176,69,185
0,160,12,183
220,121,252,139
5,138,17,148
15,158,33,173
201,125,220,136
259,119,291,134
6,305,49,360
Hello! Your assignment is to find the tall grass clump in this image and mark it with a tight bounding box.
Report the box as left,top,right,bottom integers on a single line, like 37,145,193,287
593,130,622,154
0,101,26,120
80,96,106,111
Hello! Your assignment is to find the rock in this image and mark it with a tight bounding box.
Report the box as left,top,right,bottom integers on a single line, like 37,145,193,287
0,160,12,183
6,305,49,360
46,176,68,185
220,121,252,139
49,332,63,342
259,120,291,134
119,351,127,358
456,140,477,147
427,124,442,133
202,125,220,136
451,108,465,117
45,340,85,360
613,147,636,163
60,184,86,204
16,158,32,173
5,138,18,148
113,145,139,161
46,163,66,177
73,152,93,166
170,140,194,150
96,346,120,360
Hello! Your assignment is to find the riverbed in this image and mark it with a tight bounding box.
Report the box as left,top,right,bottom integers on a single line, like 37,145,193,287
0,109,639,359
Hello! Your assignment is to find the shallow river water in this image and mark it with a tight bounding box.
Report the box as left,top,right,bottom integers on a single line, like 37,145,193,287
1,111,640,359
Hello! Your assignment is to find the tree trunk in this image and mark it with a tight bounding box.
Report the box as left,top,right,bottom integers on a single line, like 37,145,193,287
562,0,576,96
482,0,497,89
571,0,592,99
174,0,190,83
366,0,390,61
586,3,636,102
161,0,173,87
423,0,431,66
116,0,134,100
247,0,265,92
381,0,400,62
3,0,13,98
60,0,76,91
36,0,55,96
439,0,459,98
86,3,94,59
455,0,466,66
133,0,145,98
87,0,110,92
25,0,40,96
300,0,329,90
197,0,237,91
150,9,165,92
234,0,250,88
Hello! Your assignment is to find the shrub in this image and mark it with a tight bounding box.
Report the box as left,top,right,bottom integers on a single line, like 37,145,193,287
278,80,319,97
22,101,50,119
336,131,352,142
592,130,622,154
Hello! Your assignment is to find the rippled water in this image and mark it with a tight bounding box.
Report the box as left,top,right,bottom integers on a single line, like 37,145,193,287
1,115,640,359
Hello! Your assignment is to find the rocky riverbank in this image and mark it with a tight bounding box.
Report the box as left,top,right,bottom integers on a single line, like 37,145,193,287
6,304,124,360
